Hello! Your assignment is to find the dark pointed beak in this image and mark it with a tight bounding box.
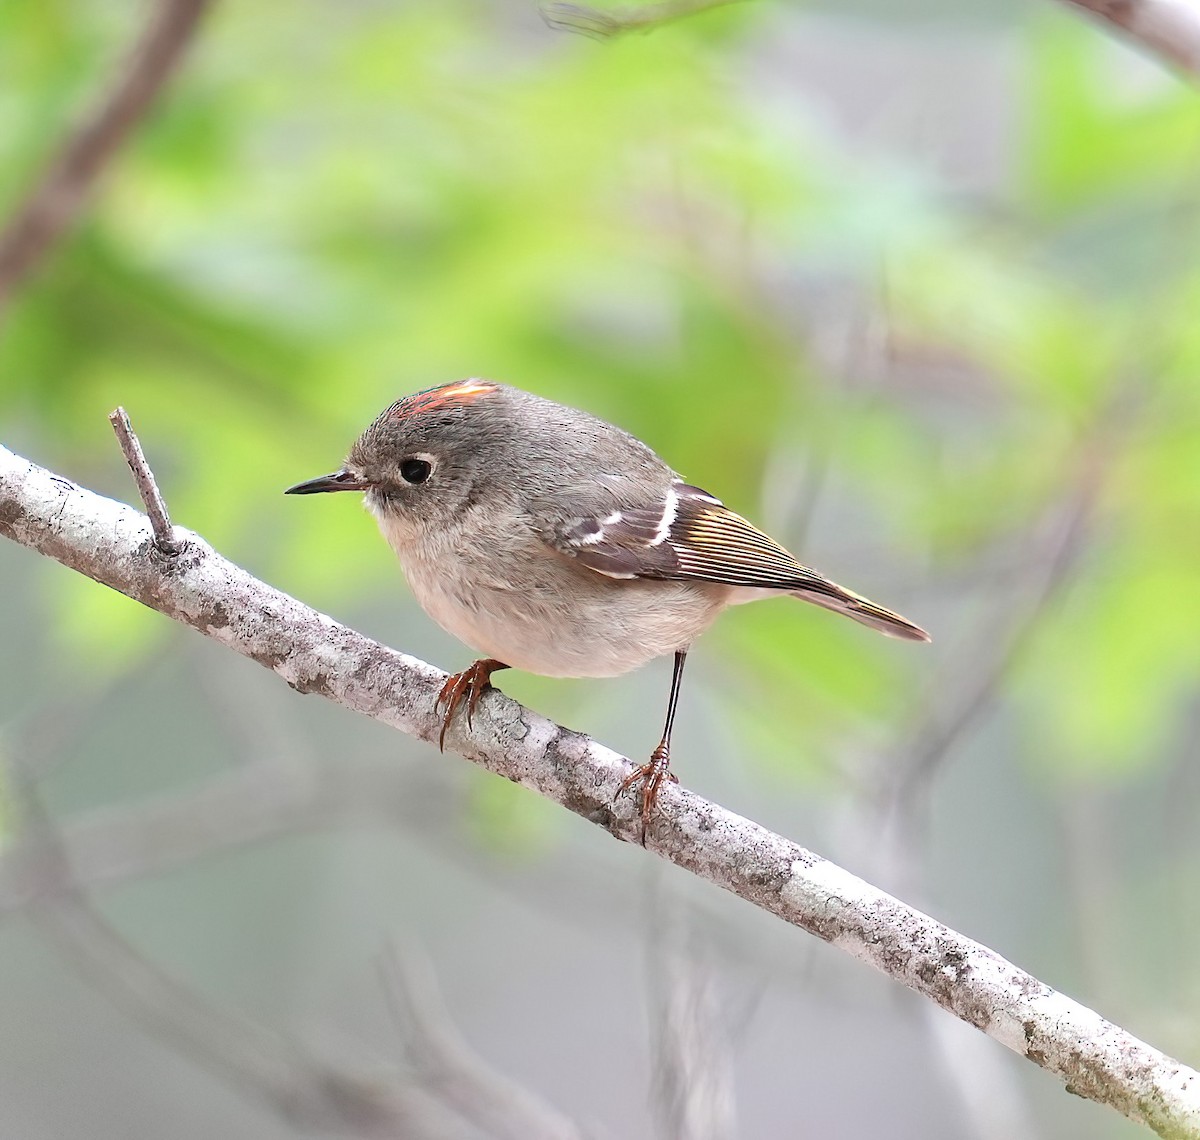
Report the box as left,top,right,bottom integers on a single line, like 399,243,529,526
284,470,371,495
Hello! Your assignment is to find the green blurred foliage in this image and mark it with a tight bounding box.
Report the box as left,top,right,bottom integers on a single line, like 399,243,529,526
1,0,1197,794
3,7,1200,1136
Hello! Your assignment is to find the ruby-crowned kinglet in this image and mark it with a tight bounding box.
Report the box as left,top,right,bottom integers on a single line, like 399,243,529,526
287,380,929,824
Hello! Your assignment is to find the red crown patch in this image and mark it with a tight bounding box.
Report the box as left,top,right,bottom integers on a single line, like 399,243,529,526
389,380,499,420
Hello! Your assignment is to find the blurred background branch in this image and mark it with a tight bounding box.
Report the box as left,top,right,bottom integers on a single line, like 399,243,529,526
380,942,595,1140
644,890,737,1140
12,768,465,1139
541,0,747,38
541,0,1200,77
0,0,211,318
1061,0,1200,73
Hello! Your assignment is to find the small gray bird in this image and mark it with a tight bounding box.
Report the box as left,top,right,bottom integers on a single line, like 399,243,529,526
286,379,929,825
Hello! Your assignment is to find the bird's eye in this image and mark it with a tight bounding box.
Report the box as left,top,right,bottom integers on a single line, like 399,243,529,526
400,458,432,485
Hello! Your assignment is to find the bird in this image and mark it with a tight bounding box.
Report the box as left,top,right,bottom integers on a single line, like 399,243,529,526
285,379,930,827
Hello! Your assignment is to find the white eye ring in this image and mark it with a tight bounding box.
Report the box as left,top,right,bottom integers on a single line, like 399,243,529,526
399,453,435,485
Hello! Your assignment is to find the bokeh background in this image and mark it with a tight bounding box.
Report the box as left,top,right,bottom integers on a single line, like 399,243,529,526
2,1,1199,1137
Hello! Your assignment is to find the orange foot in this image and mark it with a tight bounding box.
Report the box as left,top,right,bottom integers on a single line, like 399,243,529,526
617,741,678,832
436,658,509,750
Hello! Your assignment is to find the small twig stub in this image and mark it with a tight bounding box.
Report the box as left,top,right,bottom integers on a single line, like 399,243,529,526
108,407,181,554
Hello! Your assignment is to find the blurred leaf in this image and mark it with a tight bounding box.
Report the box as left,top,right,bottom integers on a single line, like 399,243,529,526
1018,542,1200,781
716,595,914,781
47,572,169,680
1024,18,1200,218
466,769,563,854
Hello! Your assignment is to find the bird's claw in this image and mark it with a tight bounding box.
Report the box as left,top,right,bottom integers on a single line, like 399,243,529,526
616,742,678,834
436,659,505,750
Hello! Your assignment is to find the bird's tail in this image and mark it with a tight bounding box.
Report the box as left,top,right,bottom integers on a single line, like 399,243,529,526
790,577,931,642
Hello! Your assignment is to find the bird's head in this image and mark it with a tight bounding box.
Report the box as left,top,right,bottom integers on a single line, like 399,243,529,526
285,379,509,537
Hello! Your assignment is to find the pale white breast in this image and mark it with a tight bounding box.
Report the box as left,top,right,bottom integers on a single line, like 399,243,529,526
370,501,729,677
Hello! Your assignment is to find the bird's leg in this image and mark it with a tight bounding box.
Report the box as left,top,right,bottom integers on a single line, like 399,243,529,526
436,658,509,750
617,649,687,831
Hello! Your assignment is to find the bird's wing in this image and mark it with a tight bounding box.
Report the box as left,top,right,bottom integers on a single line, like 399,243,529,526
548,481,816,588
547,481,930,641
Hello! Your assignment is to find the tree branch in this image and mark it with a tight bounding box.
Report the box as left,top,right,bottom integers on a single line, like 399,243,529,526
380,942,595,1140
541,0,746,39
2,439,1199,1139
540,0,1200,81
108,406,182,553
8,762,460,1138
645,893,737,1140
1059,0,1200,74
0,0,212,316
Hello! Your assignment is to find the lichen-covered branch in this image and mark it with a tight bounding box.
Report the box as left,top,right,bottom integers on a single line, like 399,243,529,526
2,440,1198,1140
